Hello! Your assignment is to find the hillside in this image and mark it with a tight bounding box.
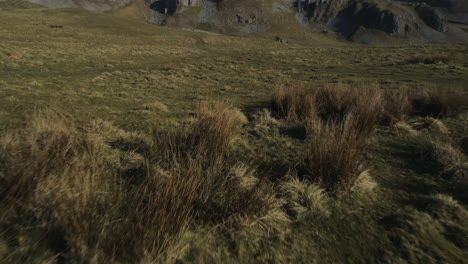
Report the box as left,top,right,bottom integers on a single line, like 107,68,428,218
0,1,468,263
152,0,468,44
20,0,468,44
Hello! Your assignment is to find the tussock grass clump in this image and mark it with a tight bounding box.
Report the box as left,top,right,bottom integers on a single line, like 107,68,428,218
393,121,419,136
272,82,465,193
380,86,466,126
352,170,378,192
425,194,468,221
155,101,248,169
189,101,247,159
272,83,382,192
405,54,449,64
381,88,413,125
0,112,197,262
406,133,467,183
250,109,280,132
303,116,371,192
379,87,465,124
281,176,328,219
272,83,383,131
345,87,383,137
34,167,194,261
411,88,466,118
272,83,316,120
0,111,79,203
315,85,383,134
0,103,276,262
408,117,449,134
152,102,277,227
314,85,356,122
432,142,467,181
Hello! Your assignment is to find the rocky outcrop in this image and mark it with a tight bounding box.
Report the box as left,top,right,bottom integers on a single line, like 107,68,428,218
301,0,416,39
302,0,348,23
402,0,468,13
295,0,468,43
337,1,414,36
147,0,202,14
415,5,447,32
149,0,178,15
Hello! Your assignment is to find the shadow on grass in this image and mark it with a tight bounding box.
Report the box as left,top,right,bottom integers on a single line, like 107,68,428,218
279,125,307,140
371,136,448,196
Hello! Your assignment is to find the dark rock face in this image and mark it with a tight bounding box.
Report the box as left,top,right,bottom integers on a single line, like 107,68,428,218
415,5,447,32
300,0,468,43
301,0,348,23
304,1,415,39
149,0,178,15
402,0,468,12
338,2,411,36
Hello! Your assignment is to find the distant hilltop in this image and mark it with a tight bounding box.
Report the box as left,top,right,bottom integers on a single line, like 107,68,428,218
25,0,468,44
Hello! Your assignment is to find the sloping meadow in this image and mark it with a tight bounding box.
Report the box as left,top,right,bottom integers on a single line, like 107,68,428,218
1,83,467,262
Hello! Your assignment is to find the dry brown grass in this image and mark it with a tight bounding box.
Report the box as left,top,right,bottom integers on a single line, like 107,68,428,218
272,83,383,192
303,115,371,192
314,85,358,122
153,101,248,170
0,103,273,262
274,84,466,127
379,86,465,124
271,83,316,120
343,86,382,137
280,175,328,219
432,141,468,181
381,88,413,125
272,83,465,193
189,101,247,160
411,88,466,118
405,54,449,65
0,111,79,204
272,83,383,136
162,102,274,225
0,111,198,262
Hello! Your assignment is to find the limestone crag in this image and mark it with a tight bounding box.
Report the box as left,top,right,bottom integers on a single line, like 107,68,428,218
24,0,468,44
415,5,447,32
147,0,466,43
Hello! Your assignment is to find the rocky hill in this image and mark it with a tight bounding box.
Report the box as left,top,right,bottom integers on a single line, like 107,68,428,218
24,0,468,44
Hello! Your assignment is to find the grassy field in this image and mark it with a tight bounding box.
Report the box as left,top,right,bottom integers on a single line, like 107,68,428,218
1,1,468,263
1,1,467,130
